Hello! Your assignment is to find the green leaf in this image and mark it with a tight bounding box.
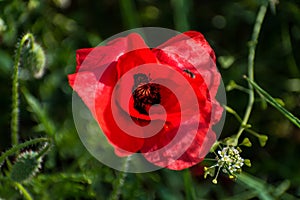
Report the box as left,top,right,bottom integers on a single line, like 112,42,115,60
245,77,300,128
21,88,56,136
237,173,274,200
237,173,296,200
274,180,291,198
183,170,197,200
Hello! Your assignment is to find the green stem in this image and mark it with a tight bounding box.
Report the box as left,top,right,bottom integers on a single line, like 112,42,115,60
171,0,191,31
233,85,251,94
183,169,196,200
224,106,243,124
11,33,35,146
244,128,261,137
0,177,33,200
119,0,140,29
0,137,50,165
236,4,268,142
108,156,131,200
13,182,33,200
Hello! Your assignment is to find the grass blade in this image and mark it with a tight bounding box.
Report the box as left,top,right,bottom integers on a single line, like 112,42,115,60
21,87,56,137
245,76,300,128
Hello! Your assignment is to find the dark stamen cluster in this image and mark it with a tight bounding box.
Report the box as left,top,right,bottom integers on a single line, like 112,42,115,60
132,73,161,115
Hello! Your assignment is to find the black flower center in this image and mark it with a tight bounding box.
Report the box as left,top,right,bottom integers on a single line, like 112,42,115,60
132,73,161,115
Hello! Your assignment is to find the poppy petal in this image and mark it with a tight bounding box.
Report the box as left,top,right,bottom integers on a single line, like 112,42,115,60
69,70,144,153
69,34,153,154
152,31,219,98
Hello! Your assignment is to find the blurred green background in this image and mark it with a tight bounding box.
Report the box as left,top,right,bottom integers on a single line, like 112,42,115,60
0,0,300,199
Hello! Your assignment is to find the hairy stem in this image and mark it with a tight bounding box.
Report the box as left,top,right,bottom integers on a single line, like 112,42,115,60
0,137,50,165
109,156,131,200
13,182,33,200
11,33,35,146
236,4,268,142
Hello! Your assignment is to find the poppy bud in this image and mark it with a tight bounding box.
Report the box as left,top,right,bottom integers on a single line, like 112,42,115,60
10,151,43,182
0,17,7,33
21,34,46,79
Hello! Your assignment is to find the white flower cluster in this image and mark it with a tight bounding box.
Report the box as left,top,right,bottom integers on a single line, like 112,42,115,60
217,146,244,174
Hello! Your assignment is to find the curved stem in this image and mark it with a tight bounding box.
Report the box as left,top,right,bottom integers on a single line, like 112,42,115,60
109,156,131,200
0,177,33,200
11,33,35,146
236,4,268,142
13,182,33,200
0,137,50,165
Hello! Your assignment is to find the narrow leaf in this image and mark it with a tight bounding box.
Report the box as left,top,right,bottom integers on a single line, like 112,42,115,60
245,77,300,128
237,173,273,200
21,87,56,136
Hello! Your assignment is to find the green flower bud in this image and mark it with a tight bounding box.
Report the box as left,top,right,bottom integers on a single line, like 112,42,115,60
240,138,252,147
10,151,42,182
258,135,268,147
31,43,46,78
244,159,251,167
226,80,237,92
0,17,7,33
212,179,218,184
224,136,238,146
204,166,216,179
21,35,46,79
218,56,235,69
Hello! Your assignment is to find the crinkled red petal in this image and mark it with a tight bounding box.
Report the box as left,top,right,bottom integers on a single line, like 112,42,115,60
140,31,222,170
69,33,154,154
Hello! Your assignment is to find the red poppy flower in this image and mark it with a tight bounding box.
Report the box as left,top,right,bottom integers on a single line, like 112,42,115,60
68,31,223,170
